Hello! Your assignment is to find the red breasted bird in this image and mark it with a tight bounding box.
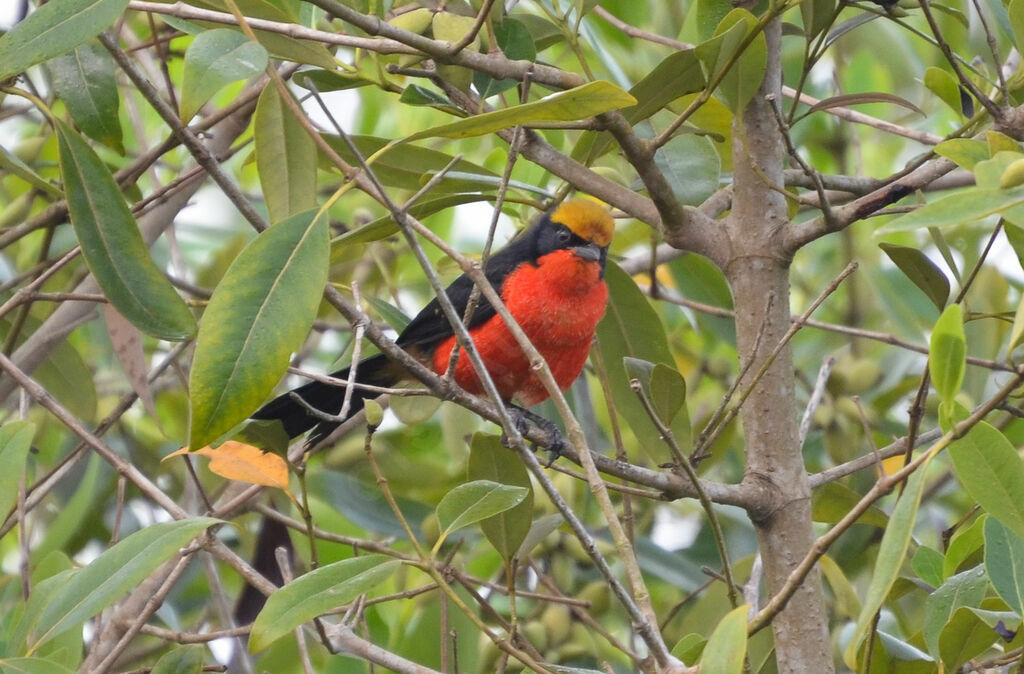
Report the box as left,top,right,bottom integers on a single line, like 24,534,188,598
251,199,614,445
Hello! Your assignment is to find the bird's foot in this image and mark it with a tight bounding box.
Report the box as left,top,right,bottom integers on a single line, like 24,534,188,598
503,406,566,467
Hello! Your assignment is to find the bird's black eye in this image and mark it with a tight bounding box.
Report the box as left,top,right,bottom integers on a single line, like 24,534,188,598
556,229,572,244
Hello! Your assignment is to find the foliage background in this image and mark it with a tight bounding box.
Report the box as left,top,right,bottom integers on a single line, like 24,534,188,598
3,0,1024,672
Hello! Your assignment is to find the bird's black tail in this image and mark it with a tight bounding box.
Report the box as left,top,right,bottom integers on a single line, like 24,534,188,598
234,353,399,627
252,352,396,445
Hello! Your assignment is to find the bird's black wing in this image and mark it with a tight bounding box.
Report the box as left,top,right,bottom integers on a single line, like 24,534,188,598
395,235,533,349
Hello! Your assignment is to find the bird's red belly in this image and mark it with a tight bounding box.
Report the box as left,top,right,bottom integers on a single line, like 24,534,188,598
431,251,608,405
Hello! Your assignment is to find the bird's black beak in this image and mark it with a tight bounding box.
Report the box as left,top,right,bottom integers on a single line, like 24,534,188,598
573,242,607,277
572,241,602,262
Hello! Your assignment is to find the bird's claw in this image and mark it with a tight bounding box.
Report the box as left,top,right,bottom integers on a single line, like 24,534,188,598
502,406,566,467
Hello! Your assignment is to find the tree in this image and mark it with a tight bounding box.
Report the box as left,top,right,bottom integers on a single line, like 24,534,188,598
3,0,1024,671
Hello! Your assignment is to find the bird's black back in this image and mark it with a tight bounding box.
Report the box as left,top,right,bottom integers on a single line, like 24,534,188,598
394,233,530,348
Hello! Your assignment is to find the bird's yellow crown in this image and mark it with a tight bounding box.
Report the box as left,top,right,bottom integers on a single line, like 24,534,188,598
552,199,614,247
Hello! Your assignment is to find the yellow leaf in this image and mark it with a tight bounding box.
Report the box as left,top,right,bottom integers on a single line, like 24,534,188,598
164,442,294,497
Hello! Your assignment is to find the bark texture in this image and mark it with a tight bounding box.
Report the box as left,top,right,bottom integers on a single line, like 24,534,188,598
726,18,834,673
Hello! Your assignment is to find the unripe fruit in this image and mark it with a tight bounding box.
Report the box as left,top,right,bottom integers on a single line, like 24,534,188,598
539,603,572,646
388,7,434,34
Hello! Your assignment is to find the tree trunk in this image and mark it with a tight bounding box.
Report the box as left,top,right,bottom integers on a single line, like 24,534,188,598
726,17,834,673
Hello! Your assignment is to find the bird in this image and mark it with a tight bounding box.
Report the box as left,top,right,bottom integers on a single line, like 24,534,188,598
251,198,615,446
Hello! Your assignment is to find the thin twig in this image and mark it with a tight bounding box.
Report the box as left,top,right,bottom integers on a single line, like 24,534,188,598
799,355,837,447
632,380,739,610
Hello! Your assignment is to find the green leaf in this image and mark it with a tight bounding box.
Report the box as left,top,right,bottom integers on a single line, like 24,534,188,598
878,186,1024,234
34,455,104,560
1007,293,1024,355
320,135,500,194
924,66,965,117
468,433,533,560
710,9,767,113
332,195,489,250
1010,0,1024,55
934,138,989,171
254,85,317,223
812,482,889,528
624,357,687,427
515,513,564,559
844,453,934,668
189,209,329,450
179,29,268,121
975,151,1024,188
572,50,707,165
1004,221,1024,272
247,29,336,70
801,0,837,39
949,421,1024,541
403,81,636,143
625,50,707,124
938,605,1000,670
296,69,374,93
399,83,461,113
310,472,430,539
985,517,1024,615
474,19,536,98
913,545,946,588
929,304,965,405
364,296,411,331
671,633,706,663
819,554,862,619
0,311,99,422
0,657,75,674
654,132,721,206
0,422,35,520
389,394,441,425
696,0,732,41
968,607,1021,631
46,44,123,153
34,335,97,423
878,243,949,311
0,144,61,197
150,645,205,674
512,14,561,51
943,514,987,578
55,120,197,341
922,565,987,658
249,555,400,652
667,253,735,344
24,518,219,652
172,18,334,69
699,603,749,673
874,631,935,665
0,0,129,82
434,480,529,548
595,262,691,460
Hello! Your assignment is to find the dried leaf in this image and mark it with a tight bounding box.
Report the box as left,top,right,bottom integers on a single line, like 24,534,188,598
165,441,293,498
103,304,158,423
